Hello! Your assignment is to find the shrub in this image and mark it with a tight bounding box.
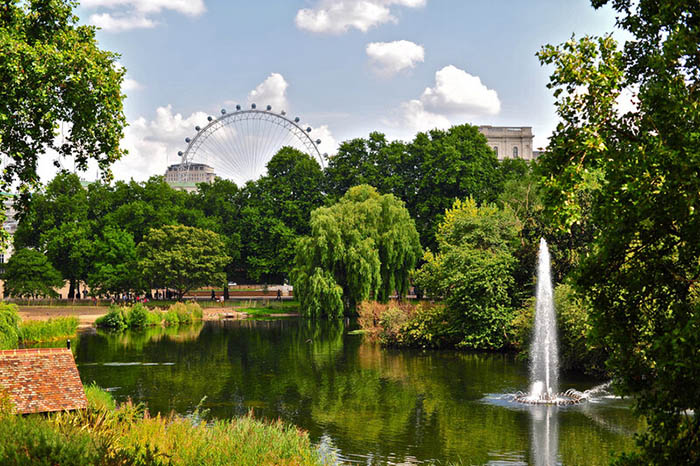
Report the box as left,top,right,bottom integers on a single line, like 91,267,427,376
18,317,78,343
358,300,455,349
163,310,179,326
0,304,20,350
167,302,203,325
95,306,128,330
511,283,607,374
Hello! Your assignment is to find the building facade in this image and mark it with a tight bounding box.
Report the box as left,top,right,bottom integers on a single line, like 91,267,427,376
164,163,216,192
478,126,536,161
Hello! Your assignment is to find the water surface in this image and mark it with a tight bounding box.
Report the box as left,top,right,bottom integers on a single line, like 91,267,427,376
72,320,639,465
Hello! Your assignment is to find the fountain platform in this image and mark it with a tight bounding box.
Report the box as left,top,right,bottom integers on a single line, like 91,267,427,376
510,389,588,406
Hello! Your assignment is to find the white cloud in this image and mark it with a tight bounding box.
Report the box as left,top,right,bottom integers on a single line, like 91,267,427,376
89,13,155,31
387,65,500,134
246,73,289,112
366,40,424,76
310,124,339,158
122,78,143,92
420,65,500,115
295,0,426,34
85,0,205,31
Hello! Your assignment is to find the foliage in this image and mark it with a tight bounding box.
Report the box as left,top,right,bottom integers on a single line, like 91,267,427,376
538,0,700,462
292,185,421,317
323,125,502,251
0,0,126,249
137,225,230,300
511,284,607,374
3,248,63,299
413,198,520,349
18,317,78,344
358,300,453,348
0,304,20,350
95,306,128,330
127,303,161,328
167,302,203,325
87,226,142,297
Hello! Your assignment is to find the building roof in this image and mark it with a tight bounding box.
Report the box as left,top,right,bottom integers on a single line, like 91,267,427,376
0,348,87,414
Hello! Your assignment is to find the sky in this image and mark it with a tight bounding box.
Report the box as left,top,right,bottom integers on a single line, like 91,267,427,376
39,0,624,183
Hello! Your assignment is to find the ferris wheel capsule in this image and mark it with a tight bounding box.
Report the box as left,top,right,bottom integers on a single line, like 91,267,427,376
207,116,213,121
316,139,322,144
281,110,286,116
306,127,312,133
251,103,256,109
221,109,227,115
178,151,183,156
266,105,272,111
294,117,300,123
236,104,241,111
195,126,201,131
185,137,191,143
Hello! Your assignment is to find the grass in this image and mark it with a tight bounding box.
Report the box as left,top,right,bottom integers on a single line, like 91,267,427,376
0,384,334,465
96,302,204,330
233,300,300,316
18,317,79,343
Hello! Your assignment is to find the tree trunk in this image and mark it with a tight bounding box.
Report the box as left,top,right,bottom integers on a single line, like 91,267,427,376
224,284,229,300
68,280,75,299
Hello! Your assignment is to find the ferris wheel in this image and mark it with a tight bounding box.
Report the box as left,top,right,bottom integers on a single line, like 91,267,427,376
175,104,325,187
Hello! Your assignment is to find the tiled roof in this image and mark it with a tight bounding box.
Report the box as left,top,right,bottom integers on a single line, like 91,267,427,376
0,348,87,414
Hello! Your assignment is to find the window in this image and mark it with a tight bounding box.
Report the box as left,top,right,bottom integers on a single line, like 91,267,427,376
493,146,498,156
513,146,519,158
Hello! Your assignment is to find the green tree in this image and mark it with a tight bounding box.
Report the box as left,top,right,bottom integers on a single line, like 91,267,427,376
0,0,126,229
87,226,142,297
323,125,501,251
292,185,421,318
3,248,63,298
538,1,700,461
413,198,520,349
137,225,230,300
14,172,91,298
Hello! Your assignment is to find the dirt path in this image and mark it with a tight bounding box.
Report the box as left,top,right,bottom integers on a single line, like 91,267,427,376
18,306,110,328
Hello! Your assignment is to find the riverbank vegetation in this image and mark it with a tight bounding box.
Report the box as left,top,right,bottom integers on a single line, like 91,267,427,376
96,302,203,330
0,384,330,465
0,303,78,349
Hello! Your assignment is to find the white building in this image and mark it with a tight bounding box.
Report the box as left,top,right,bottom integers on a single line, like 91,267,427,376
164,163,216,193
478,126,536,161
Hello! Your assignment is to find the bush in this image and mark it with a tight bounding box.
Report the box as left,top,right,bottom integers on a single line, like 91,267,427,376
166,302,203,325
163,309,180,326
18,317,78,343
95,306,128,330
511,283,607,374
0,304,20,350
358,300,455,349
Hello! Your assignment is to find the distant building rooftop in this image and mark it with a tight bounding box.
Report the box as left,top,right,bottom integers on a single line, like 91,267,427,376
0,348,87,414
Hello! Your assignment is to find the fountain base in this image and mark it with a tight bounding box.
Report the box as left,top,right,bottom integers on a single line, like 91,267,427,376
511,389,588,406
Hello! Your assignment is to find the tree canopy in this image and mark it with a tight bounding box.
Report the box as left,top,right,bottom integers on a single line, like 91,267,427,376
292,185,421,318
0,0,126,225
538,0,700,461
3,248,63,298
137,224,230,300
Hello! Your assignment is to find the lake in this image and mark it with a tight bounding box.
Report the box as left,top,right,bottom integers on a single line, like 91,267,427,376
72,319,639,465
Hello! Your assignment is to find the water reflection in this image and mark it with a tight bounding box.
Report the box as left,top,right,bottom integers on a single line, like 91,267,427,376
530,405,559,466
72,320,639,465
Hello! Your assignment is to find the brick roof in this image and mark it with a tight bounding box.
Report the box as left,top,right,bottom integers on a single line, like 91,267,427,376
0,348,87,414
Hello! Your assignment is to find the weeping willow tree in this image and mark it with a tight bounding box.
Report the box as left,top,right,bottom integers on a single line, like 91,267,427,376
291,185,422,318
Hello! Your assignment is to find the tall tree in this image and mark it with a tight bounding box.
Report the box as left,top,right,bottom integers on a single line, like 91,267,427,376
3,248,63,299
0,0,126,235
87,226,142,297
292,185,421,317
137,225,230,300
538,1,700,461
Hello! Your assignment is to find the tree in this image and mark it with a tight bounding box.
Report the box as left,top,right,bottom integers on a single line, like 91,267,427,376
14,172,92,298
0,0,126,232
137,225,230,300
87,227,142,297
323,125,502,251
413,198,520,349
292,185,421,318
538,1,700,461
3,249,63,298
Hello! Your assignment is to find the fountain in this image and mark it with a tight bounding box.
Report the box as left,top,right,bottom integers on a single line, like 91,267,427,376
512,238,588,405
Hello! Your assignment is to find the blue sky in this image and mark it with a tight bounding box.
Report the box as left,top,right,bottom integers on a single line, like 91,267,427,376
47,0,622,182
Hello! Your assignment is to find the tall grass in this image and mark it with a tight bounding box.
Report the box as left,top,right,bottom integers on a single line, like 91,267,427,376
97,302,204,330
18,317,79,343
42,385,333,465
0,303,20,350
